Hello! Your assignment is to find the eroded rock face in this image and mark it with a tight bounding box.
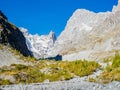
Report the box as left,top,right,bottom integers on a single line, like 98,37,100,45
0,11,32,56
49,0,120,60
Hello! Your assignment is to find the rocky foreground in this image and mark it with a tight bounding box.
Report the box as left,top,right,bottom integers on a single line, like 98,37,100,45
0,79,120,90
0,59,120,90
0,62,119,90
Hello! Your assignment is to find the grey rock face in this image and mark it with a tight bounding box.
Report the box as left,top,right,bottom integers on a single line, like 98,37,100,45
0,45,27,67
0,11,32,57
50,1,120,60
0,81,120,90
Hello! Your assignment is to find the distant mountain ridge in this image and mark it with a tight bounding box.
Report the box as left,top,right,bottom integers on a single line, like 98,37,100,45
20,27,56,59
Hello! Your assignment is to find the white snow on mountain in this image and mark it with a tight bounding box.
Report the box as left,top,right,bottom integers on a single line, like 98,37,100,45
20,27,56,59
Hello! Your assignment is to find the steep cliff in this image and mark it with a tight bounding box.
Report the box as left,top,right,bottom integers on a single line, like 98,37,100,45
49,0,120,60
0,10,32,56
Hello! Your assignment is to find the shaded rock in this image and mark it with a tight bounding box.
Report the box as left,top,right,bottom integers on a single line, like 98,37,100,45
0,11,32,56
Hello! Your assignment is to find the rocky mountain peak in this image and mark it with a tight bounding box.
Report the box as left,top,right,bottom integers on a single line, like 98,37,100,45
49,0,120,60
20,28,57,59
19,27,29,36
48,30,56,43
112,0,120,12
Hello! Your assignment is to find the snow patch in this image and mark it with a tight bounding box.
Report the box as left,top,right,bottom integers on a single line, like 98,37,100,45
20,27,56,59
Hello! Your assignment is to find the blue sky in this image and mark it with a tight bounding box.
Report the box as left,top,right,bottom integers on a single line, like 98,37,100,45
0,0,118,36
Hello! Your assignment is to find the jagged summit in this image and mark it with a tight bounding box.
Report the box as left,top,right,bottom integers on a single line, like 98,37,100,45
48,30,56,43
20,27,56,59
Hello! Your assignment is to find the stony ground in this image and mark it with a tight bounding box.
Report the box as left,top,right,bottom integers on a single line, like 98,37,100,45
0,45,33,67
0,46,24,67
0,61,120,90
0,80,120,90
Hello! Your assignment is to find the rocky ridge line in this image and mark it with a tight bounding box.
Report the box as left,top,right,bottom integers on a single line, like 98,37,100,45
49,0,120,61
0,10,32,57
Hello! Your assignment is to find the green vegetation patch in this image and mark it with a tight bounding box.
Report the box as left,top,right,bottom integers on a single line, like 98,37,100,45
0,79,12,85
66,60,100,77
0,44,4,49
0,60,100,85
97,53,120,83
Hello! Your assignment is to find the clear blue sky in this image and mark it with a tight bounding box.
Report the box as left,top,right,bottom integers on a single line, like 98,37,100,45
0,0,118,36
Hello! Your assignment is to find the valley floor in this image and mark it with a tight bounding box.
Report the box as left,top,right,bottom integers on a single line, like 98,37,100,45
0,44,120,90
0,61,120,90
0,79,120,90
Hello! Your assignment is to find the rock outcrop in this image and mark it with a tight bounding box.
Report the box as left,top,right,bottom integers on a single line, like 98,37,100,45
0,10,32,56
49,0,120,61
0,45,25,67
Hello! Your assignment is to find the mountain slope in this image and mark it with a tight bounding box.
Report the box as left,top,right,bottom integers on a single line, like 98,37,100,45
0,44,26,67
49,0,120,60
0,10,32,57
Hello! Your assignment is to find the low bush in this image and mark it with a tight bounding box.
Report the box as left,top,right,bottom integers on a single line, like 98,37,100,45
0,79,12,85
0,60,100,85
65,60,100,77
98,53,120,83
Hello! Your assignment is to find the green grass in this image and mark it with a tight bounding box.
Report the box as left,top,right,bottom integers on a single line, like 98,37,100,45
96,53,120,83
9,48,36,62
0,60,100,85
0,44,2,48
67,60,100,77
0,44,4,49
0,79,12,85
0,46,100,85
